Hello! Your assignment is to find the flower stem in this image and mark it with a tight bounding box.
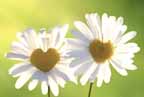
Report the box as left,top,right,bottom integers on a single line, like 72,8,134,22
88,83,93,97
48,86,50,97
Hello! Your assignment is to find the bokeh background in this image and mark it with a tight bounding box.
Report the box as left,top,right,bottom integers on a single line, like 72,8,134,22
0,0,144,97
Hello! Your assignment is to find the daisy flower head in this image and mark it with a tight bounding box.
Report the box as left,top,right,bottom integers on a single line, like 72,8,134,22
66,13,140,87
6,24,77,96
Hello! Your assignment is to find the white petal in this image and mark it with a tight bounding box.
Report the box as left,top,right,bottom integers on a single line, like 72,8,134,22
9,63,32,76
111,55,137,70
50,68,69,81
56,24,69,48
6,52,28,60
118,31,137,44
110,59,128,76
58,58,72,66
32,71,48,81
85,13,98,38
116,43,140,54
11,41,29,54
66,38,88,49
55,76,66,88
49,24,68,48
89,64,100,82
55,66,77,84
28,80,38,91
80,64,96,85
38,33,50,52
124,64,137,70
103,62,111,84
16,33,30,50
15,72,32,89
96,64,105,87
68,49,90,58
123,43,140,53
117,17,124,26
102,13,110,42
114,51,135,59
109,17,126,43
17,29,38,49
71,30,90,42
74,21,93,40
107,16,117,42
70,55,91,67
85,13,101,40
97,76,103,87
28,79,38,91
120,25,127,35
75,60,93,75
48,76,59,96
96,62,111,86
95,62,111,86
113,25,127,43
50,73,66,88
41,81,48,95
49,27,59,48
24,28,38,49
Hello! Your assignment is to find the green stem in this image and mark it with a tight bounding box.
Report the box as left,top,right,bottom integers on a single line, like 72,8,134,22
88,83,93,97
48,86,50,97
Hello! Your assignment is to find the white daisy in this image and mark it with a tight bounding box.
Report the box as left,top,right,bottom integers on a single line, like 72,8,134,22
66,13,140,87
6,24,77,96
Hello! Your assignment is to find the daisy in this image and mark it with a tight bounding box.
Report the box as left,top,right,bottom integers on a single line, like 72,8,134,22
6,24,77,97
66,13,140,97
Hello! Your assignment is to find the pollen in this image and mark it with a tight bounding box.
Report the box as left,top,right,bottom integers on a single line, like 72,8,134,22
89,39,114,64
30,48,60,72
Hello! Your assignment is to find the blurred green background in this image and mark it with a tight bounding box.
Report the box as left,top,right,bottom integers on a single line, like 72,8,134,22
0,0,144,97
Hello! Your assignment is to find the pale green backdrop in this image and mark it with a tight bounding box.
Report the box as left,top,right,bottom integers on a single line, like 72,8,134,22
0,0,144,97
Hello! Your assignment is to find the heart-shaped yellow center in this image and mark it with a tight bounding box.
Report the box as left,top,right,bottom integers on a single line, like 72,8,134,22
30,48,60,72
89,39,114,64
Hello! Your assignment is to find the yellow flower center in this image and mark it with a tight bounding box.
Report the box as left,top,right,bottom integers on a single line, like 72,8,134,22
89,39,114,64
30,48,60,72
